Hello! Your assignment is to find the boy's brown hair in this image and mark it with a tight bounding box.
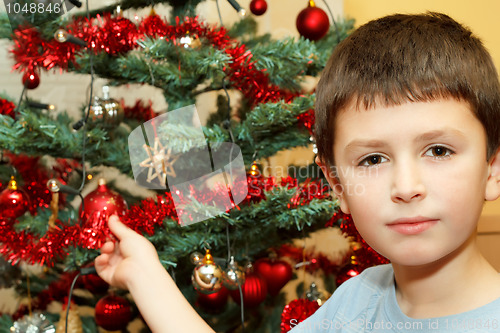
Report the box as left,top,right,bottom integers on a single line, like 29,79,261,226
315,12,500,168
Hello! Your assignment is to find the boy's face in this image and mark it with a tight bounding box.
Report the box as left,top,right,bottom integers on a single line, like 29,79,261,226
318,98,500,267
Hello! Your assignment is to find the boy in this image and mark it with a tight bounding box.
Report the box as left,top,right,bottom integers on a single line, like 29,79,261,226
95,12,500,332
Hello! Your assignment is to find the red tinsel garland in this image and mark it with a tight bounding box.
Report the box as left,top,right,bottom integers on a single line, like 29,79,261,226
122,99,159,122
11,15,308,111
281,299,320,333
0,159,330,265
0,98,16,118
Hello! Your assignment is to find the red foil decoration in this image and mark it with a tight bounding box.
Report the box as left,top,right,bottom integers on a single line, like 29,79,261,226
230,271,267,308
138,11,169,37
253,258,292,296
281,299,320,332
122,99,159,122
94,295,132,331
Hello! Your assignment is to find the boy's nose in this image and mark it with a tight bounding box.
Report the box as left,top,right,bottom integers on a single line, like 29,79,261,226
390,161,426,203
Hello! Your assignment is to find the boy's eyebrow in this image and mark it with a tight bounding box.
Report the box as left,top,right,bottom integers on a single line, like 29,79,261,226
344,128,467,151
414,128,467,143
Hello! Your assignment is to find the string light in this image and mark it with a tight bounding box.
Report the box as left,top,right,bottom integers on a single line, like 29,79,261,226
227,0,246,16
54,29,87,47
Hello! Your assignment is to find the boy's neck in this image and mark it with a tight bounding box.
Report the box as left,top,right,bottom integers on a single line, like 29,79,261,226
392,235,500,319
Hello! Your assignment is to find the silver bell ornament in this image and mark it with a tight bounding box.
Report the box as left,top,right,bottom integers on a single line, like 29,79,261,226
222,256,245,290
191,249,223,294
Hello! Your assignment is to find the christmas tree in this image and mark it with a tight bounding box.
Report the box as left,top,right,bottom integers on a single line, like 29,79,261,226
0,0,386,331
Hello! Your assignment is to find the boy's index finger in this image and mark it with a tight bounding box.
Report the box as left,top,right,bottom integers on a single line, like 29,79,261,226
107,215,134,240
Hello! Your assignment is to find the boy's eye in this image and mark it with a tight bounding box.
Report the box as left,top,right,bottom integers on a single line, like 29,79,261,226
358,155,387,167
424,146,454,158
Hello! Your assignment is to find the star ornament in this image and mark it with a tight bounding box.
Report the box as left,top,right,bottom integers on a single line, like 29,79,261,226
139,137,179,184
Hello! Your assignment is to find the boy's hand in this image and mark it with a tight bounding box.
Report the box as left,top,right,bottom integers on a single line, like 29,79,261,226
95,215,159,290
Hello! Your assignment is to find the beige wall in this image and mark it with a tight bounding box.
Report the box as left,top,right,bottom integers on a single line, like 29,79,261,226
344,0,500,69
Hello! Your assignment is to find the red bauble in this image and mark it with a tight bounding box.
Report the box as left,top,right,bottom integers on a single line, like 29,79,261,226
230,271,267,308
22,70,40,89
253,258,292,296
81,264,109,294
196,285,229,311
80,178,128,222
281,299,320,332
0,176,30,221
296,3,330,41
94,295,132,331
335,261,362,286
250,0,267,16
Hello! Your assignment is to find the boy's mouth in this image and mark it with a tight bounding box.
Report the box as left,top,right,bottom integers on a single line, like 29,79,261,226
386,217,439,235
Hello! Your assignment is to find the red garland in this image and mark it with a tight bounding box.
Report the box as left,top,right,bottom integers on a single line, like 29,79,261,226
11,16,299,107
122,99,159,122
0,98,16,118
281,299,320,332
138,12,169,37
336,212,389,268
0,169,330,265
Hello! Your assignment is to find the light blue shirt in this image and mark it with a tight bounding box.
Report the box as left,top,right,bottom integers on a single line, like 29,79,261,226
289,264,500,332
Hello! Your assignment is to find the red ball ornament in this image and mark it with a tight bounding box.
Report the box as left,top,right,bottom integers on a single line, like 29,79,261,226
196,285,229,312
80,178,128,222
253,257,292,296
94,295,132,331
296,1,330,41
230,271,267,308
81,264,109,294
335,256,363,286
250,0,267,16
281,299,320,333
22,70,40,89
0,176,30,221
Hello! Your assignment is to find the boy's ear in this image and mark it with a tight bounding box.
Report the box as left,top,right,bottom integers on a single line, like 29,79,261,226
315,156,351,214
485,147,500,201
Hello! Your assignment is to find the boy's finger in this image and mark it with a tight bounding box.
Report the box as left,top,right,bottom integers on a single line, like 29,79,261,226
107,215,134,240
99,241,115,254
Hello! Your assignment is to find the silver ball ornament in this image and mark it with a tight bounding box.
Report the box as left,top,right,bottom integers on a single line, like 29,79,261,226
222,256,245,290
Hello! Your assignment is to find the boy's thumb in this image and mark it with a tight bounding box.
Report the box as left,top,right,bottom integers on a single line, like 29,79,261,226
108,215,133,240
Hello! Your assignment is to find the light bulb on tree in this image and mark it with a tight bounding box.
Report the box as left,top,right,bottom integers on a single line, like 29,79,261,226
54,29,87,47
27,101,56,111
227,0,246,17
